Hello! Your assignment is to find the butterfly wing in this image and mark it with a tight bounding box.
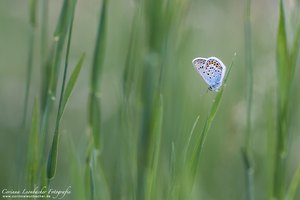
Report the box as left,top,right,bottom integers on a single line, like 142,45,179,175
192,57,212,86
205,57,227,90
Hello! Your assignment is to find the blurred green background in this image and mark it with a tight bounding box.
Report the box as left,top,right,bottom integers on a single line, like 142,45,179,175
0,0,300,199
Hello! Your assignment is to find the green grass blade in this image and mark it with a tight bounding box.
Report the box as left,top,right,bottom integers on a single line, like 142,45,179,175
274,1,290,198
93,151,111,200
184,115,200,163
146,94,163,200
47,54,84,180
48,0,77,97
67,133,85,200
26,98,40,189
84,153,92,200
289,16,300,83
40,0,77,137
190,54,236,177
89,162,96,200
88,0,108,149
61,53,85,118
47,1,78,179
285,167,300,200
54,0,75,38
40,0,48,62
46,128,59,180
22,0,38,127
40,0,49,111
90,0,107,92
167,141,177,200
29,0,37,27
273,4,300,200
243,0,254,199
84,150,111,200
276,0,289,108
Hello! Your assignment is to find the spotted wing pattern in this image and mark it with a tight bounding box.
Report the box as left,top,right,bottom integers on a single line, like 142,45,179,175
192,56,226,91
192,57,207,81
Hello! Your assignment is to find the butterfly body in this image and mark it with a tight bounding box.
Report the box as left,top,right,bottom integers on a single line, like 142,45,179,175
192,57,226,92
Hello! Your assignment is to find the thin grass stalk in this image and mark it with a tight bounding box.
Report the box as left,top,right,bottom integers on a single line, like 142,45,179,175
166,141,176,200
41,0,48,64
145,94,163,200
40,0,76,137
122,1,142,99
243,0,254,199
40,0,48,110
89,156,96,200
23,0,37,128
84,150,93,200
88,0,107,150
189,54,236,183
26,98,40,189
47,6,76,179
85,0,108,198
38,0,77,184
46,37,85,182
183,115,200,164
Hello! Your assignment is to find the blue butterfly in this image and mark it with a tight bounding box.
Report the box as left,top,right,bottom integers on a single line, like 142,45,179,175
192,57,226,92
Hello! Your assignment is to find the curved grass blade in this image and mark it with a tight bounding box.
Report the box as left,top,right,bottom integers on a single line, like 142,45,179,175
285,167,300,200
61,53,85,118
47,7,83,179
189,53,236,177
47,54,85,179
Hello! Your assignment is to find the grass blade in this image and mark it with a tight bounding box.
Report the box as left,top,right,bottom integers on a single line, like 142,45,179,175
273,2,300,200
67,133,85,200
47,53,84,180
285,167,300,200
88,0,108,149
189,54,236,178
26,98,40,189
47,2,79,179
40,0,77,139
145,94,163,200
54,0,74,38
274,1,290,198
243,0,254,199
40,0,49,108
22,0,37,127
288,16,300,85
61,53,85,118
276,0,289,108
184,115,200,163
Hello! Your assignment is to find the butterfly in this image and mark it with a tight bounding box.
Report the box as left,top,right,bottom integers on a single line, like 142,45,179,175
192,57,226,92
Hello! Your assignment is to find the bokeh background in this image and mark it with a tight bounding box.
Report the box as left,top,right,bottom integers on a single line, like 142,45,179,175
0,0,300,199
